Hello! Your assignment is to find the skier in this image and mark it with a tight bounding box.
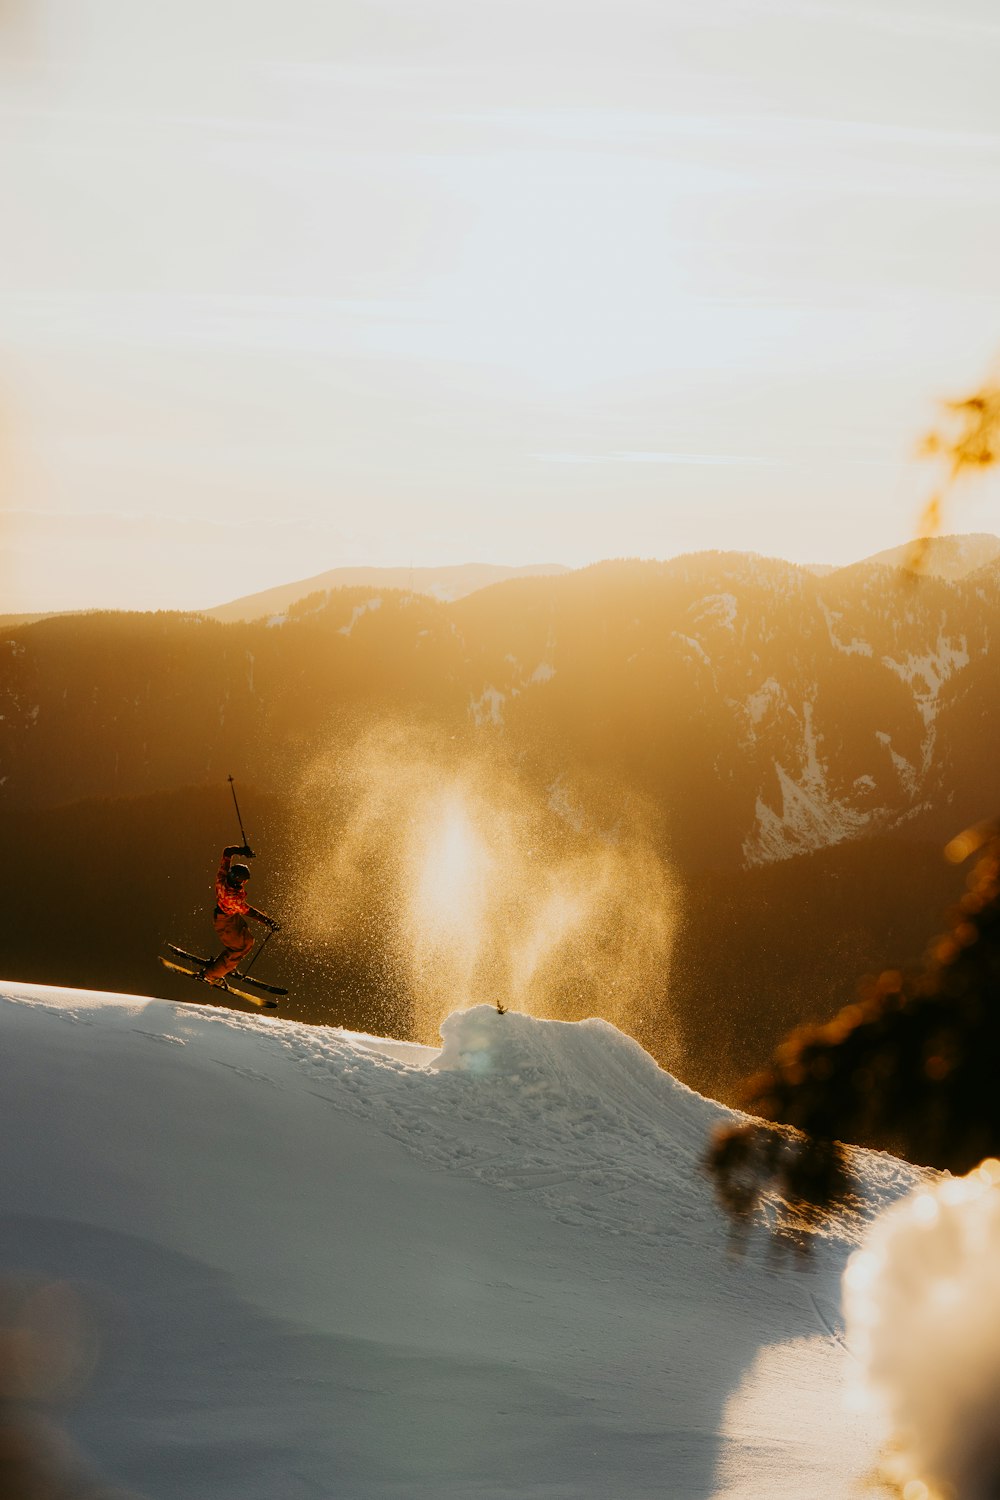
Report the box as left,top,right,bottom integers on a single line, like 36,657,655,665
201,845,280,986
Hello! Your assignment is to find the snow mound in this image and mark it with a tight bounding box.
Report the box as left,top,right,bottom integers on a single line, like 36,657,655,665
435,1003,719,1154
844,1159,1000,1498
0,983,922,1498
269,1002,733,1247
438,1002,657,1081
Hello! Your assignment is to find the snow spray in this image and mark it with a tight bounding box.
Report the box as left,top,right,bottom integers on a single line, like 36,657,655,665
291,719,680,1057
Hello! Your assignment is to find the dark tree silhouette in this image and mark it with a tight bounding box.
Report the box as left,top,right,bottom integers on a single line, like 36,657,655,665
707,821,1000,1229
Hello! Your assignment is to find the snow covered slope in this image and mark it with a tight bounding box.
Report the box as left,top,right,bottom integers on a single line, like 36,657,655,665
0,985,916,1498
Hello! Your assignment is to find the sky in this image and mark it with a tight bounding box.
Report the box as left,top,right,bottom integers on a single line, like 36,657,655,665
2,0,1000,612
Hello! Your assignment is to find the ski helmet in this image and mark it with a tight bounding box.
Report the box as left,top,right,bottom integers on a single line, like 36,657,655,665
228,862,251,884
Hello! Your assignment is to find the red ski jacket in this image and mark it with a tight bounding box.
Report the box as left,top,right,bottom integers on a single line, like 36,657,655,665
214,851,251,917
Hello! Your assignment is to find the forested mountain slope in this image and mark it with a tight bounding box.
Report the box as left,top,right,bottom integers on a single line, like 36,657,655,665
3,555,997,863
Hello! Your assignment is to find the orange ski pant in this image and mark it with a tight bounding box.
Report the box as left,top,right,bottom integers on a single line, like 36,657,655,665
203,911,254,981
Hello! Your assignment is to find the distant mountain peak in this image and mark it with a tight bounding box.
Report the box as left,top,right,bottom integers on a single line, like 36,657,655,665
204,562,571,623
845,533,1000,582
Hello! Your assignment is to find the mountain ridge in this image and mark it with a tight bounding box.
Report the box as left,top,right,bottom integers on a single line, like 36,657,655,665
204,561,572,623
3,551,996,864
5,533,996,629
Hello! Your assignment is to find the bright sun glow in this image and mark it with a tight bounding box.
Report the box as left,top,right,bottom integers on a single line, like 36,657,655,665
406,789,499,1003
412,797,487,929
294,722,679,1054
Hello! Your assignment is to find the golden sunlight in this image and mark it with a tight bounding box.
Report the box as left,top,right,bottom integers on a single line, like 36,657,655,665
293,721,680,1056
410,792,492,938
404,786,500,1010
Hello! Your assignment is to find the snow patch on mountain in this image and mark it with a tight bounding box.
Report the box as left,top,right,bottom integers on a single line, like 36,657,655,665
743,701,879,865
875,731,921,797
818,599,873,658
691,593,738,632
528,629,558,686
337,596,383,636
469,685,505,726
744,765,874,866
744,677,783,726
672,632,712,666
881,635,969,726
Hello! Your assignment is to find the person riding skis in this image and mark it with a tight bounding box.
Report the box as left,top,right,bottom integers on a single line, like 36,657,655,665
201,845,280,986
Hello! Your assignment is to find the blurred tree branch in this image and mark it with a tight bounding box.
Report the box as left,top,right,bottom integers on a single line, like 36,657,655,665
707,820,1000,1232
907,375,1000,573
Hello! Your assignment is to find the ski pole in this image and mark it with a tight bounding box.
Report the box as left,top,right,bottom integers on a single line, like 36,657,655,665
244,926,274,975
227,774,250,848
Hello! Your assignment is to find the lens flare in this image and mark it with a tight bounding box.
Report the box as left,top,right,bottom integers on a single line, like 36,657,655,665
907,373,1000,576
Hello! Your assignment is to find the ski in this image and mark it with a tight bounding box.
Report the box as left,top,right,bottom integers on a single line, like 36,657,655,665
158,955,282,1009
163,944,288,996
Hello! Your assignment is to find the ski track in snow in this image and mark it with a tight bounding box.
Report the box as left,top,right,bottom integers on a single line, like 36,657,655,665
287,1010,732,1247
